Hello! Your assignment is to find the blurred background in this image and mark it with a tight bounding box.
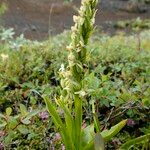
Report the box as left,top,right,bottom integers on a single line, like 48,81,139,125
0,0,150,40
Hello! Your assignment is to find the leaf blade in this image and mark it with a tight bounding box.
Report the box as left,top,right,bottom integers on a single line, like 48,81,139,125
101,120,127,141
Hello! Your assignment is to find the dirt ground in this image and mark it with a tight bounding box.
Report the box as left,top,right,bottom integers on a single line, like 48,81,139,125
1,0,150,40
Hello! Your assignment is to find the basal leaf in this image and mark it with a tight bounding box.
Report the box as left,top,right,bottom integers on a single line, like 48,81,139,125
82,124,95,147
6,107,12,116
20,104,28,116
17,125,29,135
101,120,127,141
120,134,150,149
94,133,105,150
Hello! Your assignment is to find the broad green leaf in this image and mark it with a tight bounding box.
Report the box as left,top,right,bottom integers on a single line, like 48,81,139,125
21,119,31,125
101,120,127,141
21,109,42,124
8,117,18,129
27,133,37,140
120,134,150,149
84,72,100,90
94,133,105,150
17,125,29,134
83,140,94,150
20,104,28,116
82,124,95,147
83,132,105,150
101,74,109,82
30,96,37,105
24,109,41,120
142,98,150,106
6,107,12,116
4,130,16,144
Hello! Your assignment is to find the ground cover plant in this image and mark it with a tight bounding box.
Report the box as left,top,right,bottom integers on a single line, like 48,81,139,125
0,0,150,149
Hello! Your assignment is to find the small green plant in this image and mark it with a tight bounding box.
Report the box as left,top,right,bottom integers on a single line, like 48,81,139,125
0,104,51,149
44,0,127,149
0,28,15,41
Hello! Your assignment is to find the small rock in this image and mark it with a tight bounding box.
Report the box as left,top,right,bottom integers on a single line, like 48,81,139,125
31,25,37,31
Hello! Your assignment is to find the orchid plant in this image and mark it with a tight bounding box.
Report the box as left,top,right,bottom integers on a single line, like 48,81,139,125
44,0,127,149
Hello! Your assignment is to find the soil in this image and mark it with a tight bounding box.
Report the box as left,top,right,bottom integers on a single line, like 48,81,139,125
1,0,150,40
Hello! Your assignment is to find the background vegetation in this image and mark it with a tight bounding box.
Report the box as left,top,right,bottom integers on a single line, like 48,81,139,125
0,28,149,149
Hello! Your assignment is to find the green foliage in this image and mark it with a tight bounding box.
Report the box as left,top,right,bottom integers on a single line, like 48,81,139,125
114,18,150,30
101,120,127,141
0,104,52,149
0,28,150,149
120,134,150,150
45,97,127,150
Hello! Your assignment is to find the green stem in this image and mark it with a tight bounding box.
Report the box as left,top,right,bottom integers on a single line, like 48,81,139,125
74,96,82,149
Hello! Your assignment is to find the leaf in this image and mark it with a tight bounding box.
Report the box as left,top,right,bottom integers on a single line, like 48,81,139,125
101,75,109,82
56,99,74,145
30,96,37,105
142,98,150,106
27,133,37,140
44,96,73,150
8,117,18,129
120,134,150,149
44,97,63,127
6,107,12,116
94,133,105,150
0,113,5,119
0,122,7,128
84,72,100,90
21,109,42,125
101,120,127,141
4,130,16,144
17,125,29,135
82,130,105,150
21,119,31,125
82,124,95,146
20,104,28,116
83,141,94,150
92,102,101,132
74,96,82,150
